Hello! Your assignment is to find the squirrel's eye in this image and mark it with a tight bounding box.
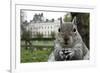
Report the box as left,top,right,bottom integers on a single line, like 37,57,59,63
73,28,76,32
58,28,60,32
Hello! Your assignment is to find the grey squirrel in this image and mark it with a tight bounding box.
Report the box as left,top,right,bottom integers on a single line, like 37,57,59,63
48,17,89,61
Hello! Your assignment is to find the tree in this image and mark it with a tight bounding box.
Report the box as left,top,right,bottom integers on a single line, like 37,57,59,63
21,20,29,36
23,20,29,26
21,20,32,50
70,13,90,49
63,13,72,22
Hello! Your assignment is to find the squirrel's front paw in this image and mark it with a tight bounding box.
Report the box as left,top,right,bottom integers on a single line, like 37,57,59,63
58,49,74,60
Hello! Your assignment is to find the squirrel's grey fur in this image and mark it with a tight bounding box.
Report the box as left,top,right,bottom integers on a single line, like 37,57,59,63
48,18,89,61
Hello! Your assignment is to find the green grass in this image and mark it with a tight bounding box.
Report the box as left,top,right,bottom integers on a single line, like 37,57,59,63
32,41,54,46
21,40,54,63
21,40,54,46
21,48,53,63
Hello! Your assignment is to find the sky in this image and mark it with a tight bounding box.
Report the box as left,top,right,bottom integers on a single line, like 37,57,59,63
22,10,68,22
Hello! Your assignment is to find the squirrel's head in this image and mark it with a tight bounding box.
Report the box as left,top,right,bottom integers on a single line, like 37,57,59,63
57,17,79,47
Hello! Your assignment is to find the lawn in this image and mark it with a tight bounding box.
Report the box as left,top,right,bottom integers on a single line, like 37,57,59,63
21,40,54,63
21,48,53,63
21,40,54,46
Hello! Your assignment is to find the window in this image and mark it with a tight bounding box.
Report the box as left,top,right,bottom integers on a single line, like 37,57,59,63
45,32,46,36
48,31,49,35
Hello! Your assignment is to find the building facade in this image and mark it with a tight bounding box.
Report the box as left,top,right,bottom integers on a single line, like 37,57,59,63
27,20,60,38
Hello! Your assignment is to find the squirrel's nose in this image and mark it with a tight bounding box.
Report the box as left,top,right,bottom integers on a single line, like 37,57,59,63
64,38,69,41
64,37,69,44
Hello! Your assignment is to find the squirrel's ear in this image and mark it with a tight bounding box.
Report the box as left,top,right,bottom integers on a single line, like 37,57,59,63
72,16,77,25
